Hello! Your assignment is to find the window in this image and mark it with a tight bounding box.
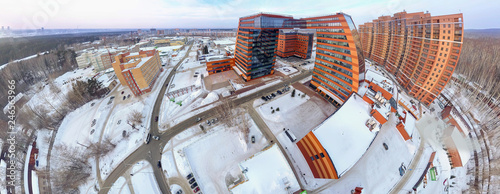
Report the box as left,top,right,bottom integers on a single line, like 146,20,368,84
315,155,319,159
320,153,325,158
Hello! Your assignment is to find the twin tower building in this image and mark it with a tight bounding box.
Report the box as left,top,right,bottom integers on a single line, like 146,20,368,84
233,11,463,107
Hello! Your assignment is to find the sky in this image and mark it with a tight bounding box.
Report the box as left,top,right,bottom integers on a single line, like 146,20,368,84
0,0,498,30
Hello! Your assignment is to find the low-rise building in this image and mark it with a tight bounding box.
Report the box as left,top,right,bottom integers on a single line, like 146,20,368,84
277,29,314,59
112,49,162,96
206,56,234,75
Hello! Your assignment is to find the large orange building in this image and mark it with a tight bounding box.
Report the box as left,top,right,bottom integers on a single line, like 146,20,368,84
359,11,464,106
235,12,365,107
277,30,314,59
112,50,162,96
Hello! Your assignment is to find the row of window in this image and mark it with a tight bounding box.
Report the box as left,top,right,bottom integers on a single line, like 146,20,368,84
316,54,352,70
306,17,339,23
317,38,350,47
317,33,347,40
315,59,353,77
317,49,352,62
312,76,347,101
306,22,342,27
317,44,351,54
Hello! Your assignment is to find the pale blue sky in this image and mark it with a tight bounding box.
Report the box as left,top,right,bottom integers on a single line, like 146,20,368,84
0,0,497,29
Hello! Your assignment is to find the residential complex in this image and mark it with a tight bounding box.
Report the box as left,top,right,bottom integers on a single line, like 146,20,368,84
235,13,365,107
359,11,464,106
206,56,234,75
277,29,314,59
76,50,114,71
112,49,162,96
297,68,412,179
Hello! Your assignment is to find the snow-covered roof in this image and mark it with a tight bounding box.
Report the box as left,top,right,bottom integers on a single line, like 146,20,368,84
230,144,300,193
136,56,153,68
213,39,235,45
311,93,378,177
206,55,231,62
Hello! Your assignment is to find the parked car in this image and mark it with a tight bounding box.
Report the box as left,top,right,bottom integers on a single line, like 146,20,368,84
196,117,202,122
127,94,131,98
261,96,267,101
153,135,160,140
251,136,255,143
271,93,276,97
191,183,198,189
155,116,159,122
123,96,126,100
157,160,162,168
121,91,124,94
186,173,193,179
110,96,115,100
211,119,215,123
176,190,183,194
193,187,200,193
145,134,151,144
189,178,196,184
277,90,282,95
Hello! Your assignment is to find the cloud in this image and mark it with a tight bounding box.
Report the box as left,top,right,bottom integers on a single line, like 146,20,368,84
0,0,497,29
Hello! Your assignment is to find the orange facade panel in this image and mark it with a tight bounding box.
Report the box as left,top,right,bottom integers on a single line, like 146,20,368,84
297,132,339,179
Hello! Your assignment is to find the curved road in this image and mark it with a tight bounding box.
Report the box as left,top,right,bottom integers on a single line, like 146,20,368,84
99,55,312,193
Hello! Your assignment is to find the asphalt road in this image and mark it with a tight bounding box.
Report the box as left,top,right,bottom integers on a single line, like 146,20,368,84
99,61,312,193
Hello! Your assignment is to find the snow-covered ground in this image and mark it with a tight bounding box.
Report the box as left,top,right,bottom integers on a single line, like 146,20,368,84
254,87,330,139
276,66,298,76
0,158,6,193
34,129,52,170
161,111,267,194
231,144,300,194
130,161,160,194
32,171,40,194
109,176,131,193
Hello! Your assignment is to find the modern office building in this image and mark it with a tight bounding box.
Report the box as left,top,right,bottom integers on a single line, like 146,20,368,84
277,29,314,59
206,56,235,75
112,49,162,96
359,11,464,106
235,13,365,106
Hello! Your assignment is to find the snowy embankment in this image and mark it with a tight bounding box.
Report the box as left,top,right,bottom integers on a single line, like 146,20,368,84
237,80,283,98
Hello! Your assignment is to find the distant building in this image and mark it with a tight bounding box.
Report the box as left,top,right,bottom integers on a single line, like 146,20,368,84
206,56,234,75
277,29,314,59
150,28,157,34
112,49,162,96
157,30,165,35
76,50,119,71
359,11,464,106
154,39,171,45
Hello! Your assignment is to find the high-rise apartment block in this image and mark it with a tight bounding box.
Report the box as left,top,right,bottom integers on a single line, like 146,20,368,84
76,51,114,71
359,11,464,106
112,50,162,96
277,29,314,59
235,13,365,106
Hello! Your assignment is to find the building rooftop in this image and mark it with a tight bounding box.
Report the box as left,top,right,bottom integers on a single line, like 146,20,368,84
311,93,378,177
206,55,231,62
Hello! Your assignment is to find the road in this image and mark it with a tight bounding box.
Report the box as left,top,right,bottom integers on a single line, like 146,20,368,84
99,55,312,193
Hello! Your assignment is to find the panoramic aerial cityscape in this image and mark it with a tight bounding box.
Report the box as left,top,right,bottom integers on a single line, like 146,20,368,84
1,0,499,194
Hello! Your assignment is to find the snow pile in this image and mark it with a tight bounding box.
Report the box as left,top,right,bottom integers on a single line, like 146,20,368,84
200,92,219,106
161,150,178,178
231,144,300,194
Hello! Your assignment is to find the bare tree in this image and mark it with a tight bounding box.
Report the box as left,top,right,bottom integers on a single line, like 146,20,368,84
127,110,143,128
51,144,91,193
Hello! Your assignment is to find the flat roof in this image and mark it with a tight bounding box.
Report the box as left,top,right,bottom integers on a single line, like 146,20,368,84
311,93,378,177
207,55,231,62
